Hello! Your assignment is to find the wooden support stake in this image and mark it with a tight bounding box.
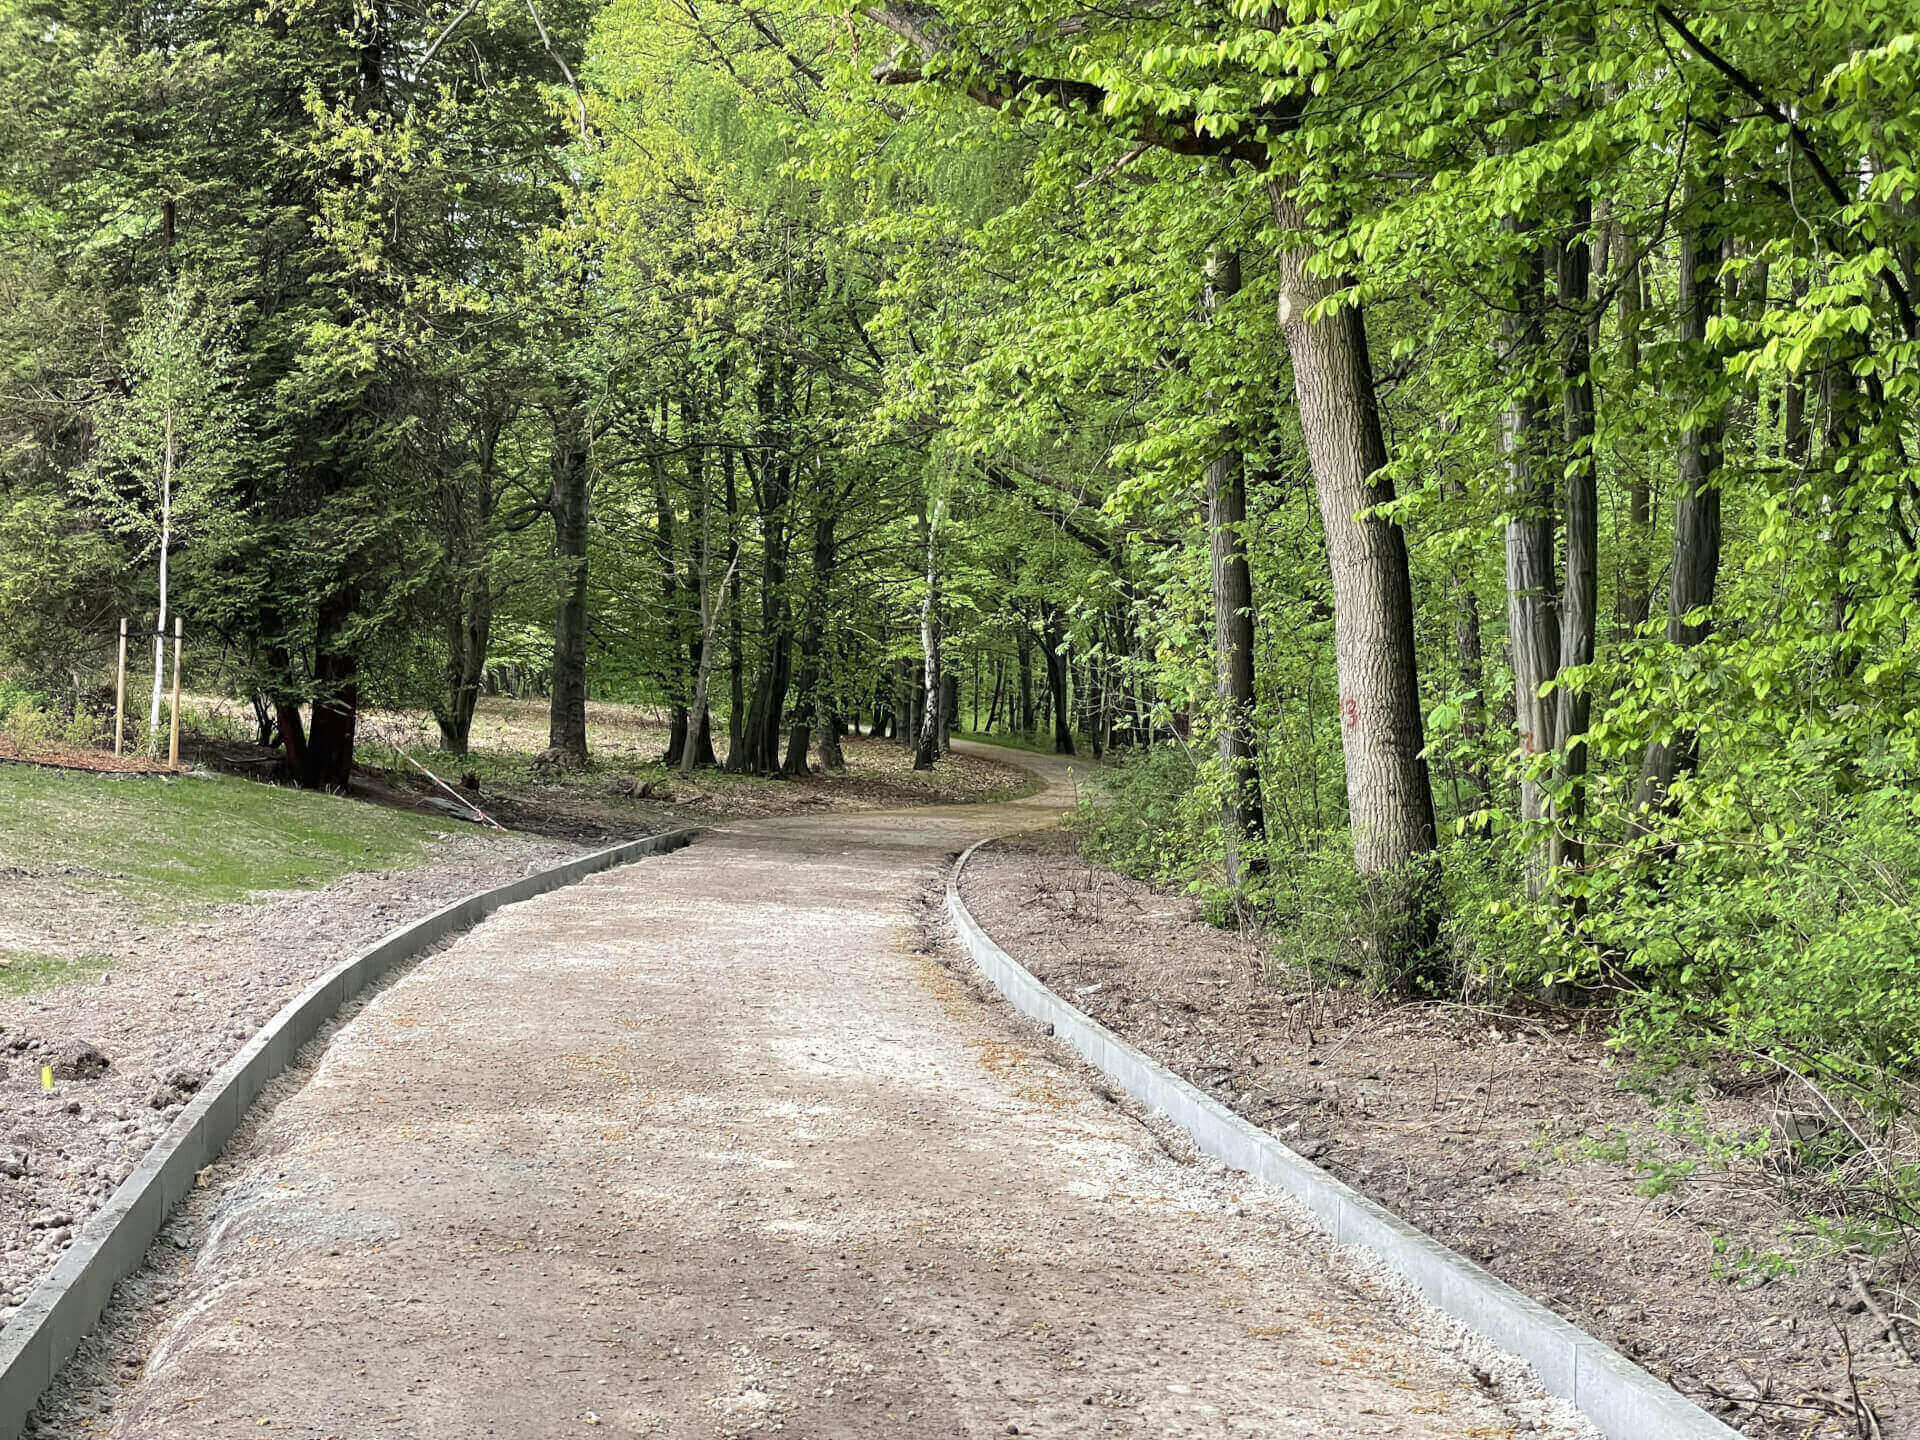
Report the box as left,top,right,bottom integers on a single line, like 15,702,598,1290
113,618,128,757
168,615,183,768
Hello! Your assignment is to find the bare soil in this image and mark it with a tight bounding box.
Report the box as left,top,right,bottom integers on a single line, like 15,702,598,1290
0,739,178,775
959,829,1917,1440
0,828,575,1324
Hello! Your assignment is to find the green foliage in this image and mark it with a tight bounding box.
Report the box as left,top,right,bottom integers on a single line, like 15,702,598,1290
1073,745,1216,887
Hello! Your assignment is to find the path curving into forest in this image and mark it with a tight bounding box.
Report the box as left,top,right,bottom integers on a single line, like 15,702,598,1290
85,744,1589,1439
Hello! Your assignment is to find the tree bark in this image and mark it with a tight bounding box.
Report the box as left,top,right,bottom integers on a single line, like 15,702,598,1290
1203,250,1267,887
785,477,841,776
280,593,359,791
914,502,943,770
1042,601,1074,756
1553,220,1598,871
1016,618,1035,734
1266,183,1437,900
731,372,796,775
546,399,591,764
1637,214,1725,810
1615,226,1651,639
725,446,745,767
1501,241,1559,882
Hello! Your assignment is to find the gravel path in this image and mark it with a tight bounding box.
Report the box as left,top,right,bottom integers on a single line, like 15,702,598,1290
52,747,1594,1439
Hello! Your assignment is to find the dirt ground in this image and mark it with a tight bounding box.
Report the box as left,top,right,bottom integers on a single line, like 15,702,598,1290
0,828,576,1325
29,749,1595,1440
959,829,1916,1440
193,696,1037,843
1,727,1030,1338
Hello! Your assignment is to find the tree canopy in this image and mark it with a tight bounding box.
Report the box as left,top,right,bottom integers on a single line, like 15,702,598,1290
7,0,1920,1235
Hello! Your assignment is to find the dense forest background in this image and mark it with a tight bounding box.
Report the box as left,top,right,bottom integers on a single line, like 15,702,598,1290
4,1,1920,1244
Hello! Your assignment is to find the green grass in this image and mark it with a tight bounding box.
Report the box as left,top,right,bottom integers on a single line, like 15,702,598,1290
0,948,113,999
955,728,1082,757
0,763,452,912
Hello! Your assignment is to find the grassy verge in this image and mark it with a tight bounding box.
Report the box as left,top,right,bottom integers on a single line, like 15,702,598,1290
953,728,1083,757
0,948,113,999
0,763,451,912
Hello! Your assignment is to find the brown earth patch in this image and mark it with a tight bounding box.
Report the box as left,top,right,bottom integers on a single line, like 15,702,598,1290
959,828,1916,1440
0,829,575,1324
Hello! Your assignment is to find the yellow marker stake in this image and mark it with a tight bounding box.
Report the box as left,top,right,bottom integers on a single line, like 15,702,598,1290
41,1065,53,1093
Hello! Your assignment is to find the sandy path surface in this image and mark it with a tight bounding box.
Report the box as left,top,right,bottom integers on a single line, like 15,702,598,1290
84,747,1591,1440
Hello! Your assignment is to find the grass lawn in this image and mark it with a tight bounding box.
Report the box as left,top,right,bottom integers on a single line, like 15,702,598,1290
0,762,452,913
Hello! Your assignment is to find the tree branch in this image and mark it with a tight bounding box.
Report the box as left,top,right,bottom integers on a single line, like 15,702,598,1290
859,5,1280,166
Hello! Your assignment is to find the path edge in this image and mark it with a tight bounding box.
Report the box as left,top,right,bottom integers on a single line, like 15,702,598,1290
947,836,1739,1440
0,826,699,1437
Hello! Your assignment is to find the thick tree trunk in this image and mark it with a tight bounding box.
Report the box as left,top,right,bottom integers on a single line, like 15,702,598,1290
437,578,491,754
280,595,359,791
546,400,591,764
1266,184,1437,907
817,691,846,771
1637,216,1725,811
1204,250,1267,887
1042,602,1074,756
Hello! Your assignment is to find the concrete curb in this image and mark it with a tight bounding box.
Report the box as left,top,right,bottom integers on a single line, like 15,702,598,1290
947,837,1739,1440
0,827,698,1438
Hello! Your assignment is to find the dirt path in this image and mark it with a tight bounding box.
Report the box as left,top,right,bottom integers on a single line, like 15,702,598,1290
58,747,1593,1439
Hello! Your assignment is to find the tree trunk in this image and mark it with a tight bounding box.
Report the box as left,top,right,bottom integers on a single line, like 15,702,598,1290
785,478,840,777
435,420,497,755
1553,221,1598,871
1042,602,1073,756
1637,213,1725,811
1016,620,1035,733
1266,183,1437,925
731,377,796,775
1442,463,1493,826
1615,227,1651,639
1501,241,1559,889
546,399,591,764
914,503,943,771
653,431,689,767
725,447,745,768
1203,250,1266,887
147,406,174,748
282,594,359,791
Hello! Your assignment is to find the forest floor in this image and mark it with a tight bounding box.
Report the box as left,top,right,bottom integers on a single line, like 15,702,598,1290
186,694,1041,842
959,829,1914,1440
0,717,1031,1333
